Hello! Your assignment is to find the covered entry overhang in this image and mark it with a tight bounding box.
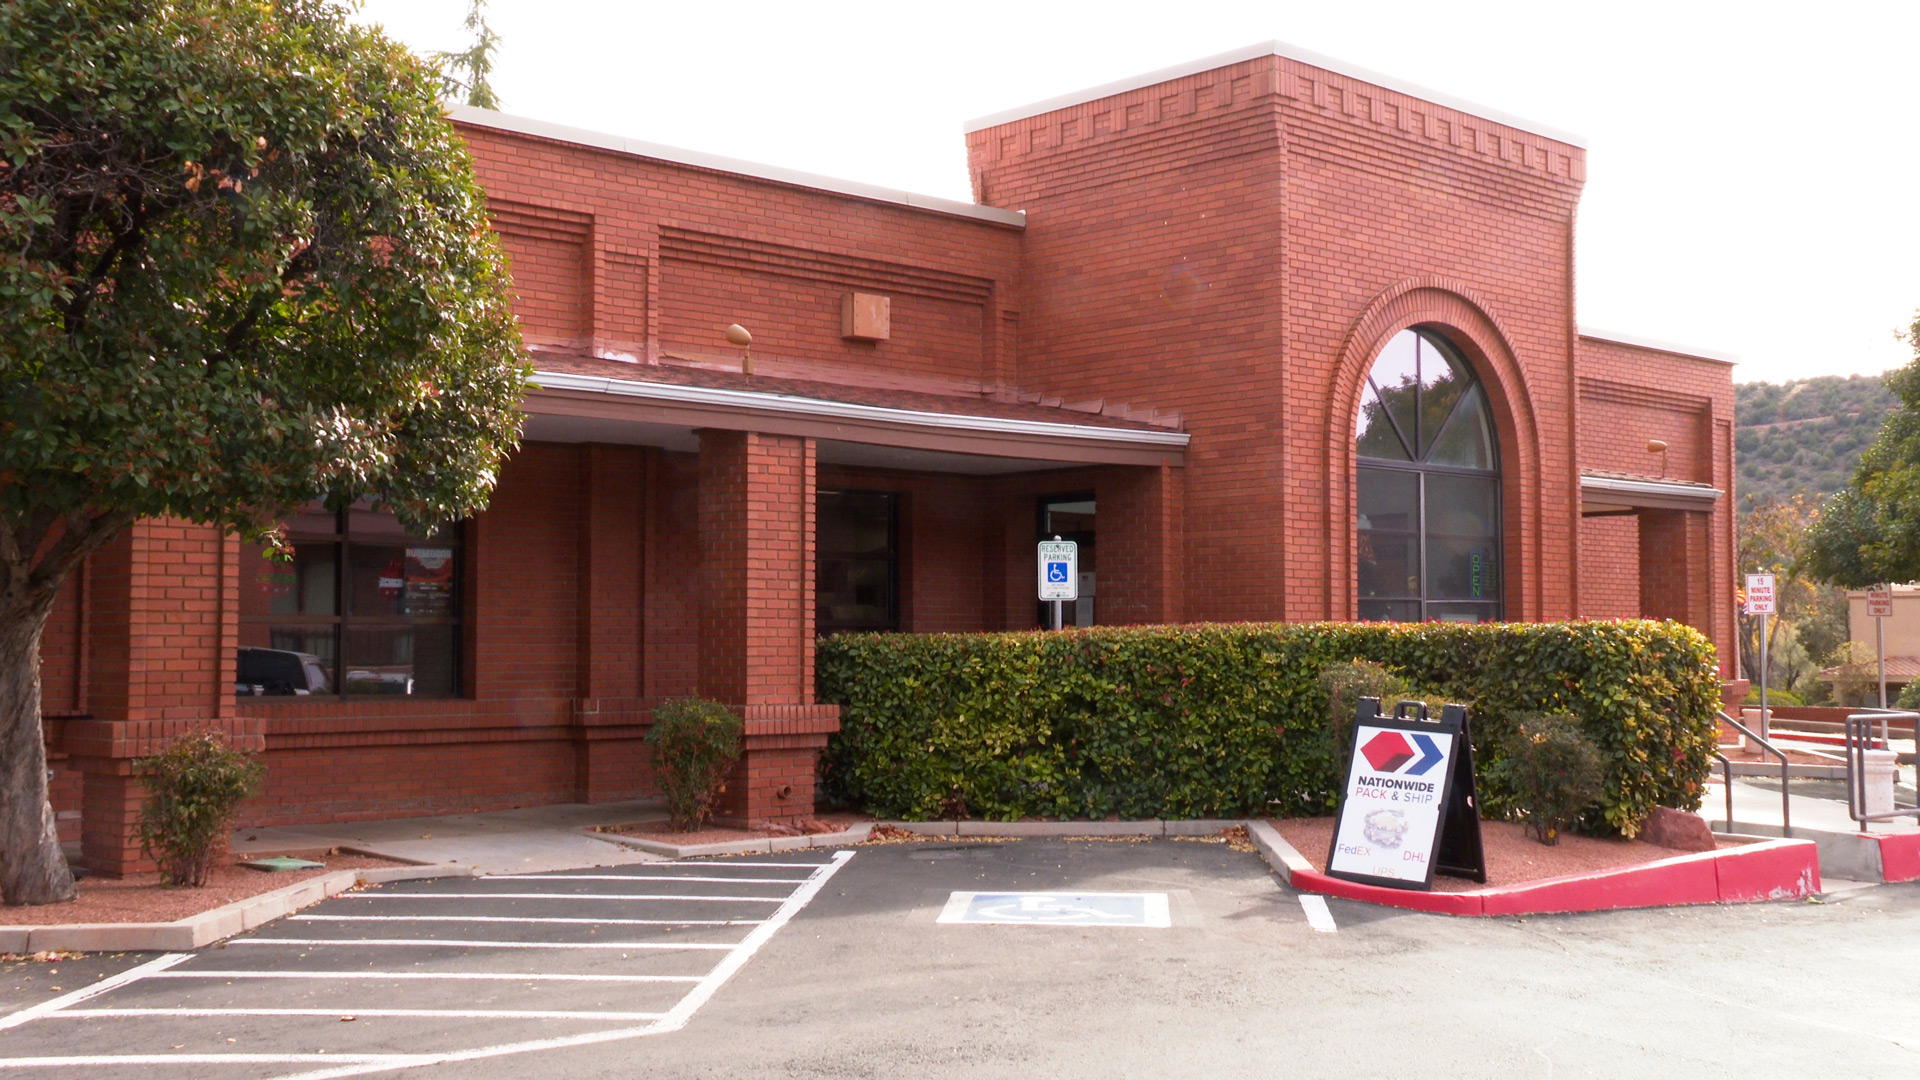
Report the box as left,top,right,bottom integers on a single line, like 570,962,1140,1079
524,368,1189,471
1579,472,1722,516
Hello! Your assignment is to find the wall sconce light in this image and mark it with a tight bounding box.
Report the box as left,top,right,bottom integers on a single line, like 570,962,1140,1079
725,323,753,375
1646,438,1668,478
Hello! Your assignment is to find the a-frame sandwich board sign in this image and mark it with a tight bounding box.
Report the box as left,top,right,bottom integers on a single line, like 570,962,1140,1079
1325,698,1487,891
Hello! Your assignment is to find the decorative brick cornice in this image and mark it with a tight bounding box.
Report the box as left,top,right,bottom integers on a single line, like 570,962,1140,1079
967,51,1584,193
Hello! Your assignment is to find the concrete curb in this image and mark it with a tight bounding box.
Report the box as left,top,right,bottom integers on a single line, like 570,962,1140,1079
903,819,1248,839
1711,821,1920,884
0,863,475,955
589,823,875,858
1247,821,1823,916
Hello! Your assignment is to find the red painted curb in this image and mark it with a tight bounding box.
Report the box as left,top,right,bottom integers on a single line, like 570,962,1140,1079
1873,833,1920,883
1294,838,1820,916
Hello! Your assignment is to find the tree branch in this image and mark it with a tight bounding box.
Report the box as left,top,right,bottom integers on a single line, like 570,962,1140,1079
22,509,135,607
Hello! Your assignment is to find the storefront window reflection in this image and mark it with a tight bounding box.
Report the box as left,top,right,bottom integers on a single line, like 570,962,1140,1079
237,502,463,697
1356,329,1502,623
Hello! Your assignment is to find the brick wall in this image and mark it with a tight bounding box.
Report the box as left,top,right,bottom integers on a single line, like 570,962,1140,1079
968,51,1586,628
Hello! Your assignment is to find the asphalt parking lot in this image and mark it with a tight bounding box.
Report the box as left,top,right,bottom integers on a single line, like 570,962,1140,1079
2,837,1917,1078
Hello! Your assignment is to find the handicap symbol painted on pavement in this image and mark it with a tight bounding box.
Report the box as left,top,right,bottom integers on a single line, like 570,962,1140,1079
1046,561,1071,583
937,891,1172,927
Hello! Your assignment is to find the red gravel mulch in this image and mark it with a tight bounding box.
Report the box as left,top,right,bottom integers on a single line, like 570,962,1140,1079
0,852,406,926
1271,817,1737,893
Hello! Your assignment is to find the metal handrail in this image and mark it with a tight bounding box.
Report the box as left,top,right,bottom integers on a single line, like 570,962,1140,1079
1844,710,1920,831
1716,709,1791,837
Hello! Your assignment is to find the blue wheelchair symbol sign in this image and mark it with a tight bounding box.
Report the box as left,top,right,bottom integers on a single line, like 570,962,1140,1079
1046,561,1070,584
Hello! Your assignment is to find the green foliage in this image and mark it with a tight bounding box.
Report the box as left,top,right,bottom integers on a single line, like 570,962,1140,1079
1895,680,1920,710
1742,686,1803,707
1805,318,1920,586
645,698,744,832
1488,715,1605,845
818,620,1721,838
0,0,529,549
433,0,503,110
1316,660,1431,779
135,730,265,886
1736,374,1896,503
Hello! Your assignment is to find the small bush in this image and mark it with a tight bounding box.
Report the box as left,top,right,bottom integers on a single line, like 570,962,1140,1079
645,698,744,831
1742,686,1803,707
136,730,266,886
1319,660,1418,777
1493,714,1605,845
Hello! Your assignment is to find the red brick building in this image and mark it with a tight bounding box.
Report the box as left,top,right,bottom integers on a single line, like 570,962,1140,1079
37,43,1735,874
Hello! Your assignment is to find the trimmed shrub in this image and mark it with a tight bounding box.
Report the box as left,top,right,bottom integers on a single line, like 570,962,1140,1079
1318,660,1445,779
1490,714,1606,844
817,620,1720,837
136,730,266,886
645,697,744,831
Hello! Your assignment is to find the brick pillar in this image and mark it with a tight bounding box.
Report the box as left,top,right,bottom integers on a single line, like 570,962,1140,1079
695,430,839,825
572,443,650,803
1638,509,1712,633
1097,465,1185,625
64,519,259,876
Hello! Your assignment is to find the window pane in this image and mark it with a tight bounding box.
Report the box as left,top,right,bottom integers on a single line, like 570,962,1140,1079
1358,533,1419,599
1357,467,1419,533
818,490,898,633
1427,603,1500,624
342,625,458,696
347,545,410,617
240,542,336,617
1359,599,1421,623
403,546,459,617
1417,340,1472,459
1356,380,1410,461
236,629,335,695
1427,537,1500,601
1427,384,1495,470
1425,473,1499,538
1042,498,1095,536
286,500,339,536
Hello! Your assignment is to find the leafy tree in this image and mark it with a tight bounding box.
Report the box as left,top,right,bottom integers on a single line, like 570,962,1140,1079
0,0,526,904
1805,313,1920,587
1737,494,1853,693
434,0,503,110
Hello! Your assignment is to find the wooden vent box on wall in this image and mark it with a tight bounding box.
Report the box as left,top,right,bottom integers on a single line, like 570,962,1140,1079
841,292,890,342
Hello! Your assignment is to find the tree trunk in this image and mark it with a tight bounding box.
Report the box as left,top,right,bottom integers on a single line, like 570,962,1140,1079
0,598,75,905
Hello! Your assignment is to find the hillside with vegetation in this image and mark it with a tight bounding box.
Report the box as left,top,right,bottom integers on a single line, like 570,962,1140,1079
1736,374,1897,503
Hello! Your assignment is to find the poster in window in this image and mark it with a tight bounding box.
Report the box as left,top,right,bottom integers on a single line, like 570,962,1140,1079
405,547,455,616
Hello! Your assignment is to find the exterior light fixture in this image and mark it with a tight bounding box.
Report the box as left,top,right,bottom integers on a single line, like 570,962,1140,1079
725,323,753,375
1646,438,1668,478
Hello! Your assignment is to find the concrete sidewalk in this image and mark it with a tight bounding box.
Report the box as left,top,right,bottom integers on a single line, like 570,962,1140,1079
231,800,673,875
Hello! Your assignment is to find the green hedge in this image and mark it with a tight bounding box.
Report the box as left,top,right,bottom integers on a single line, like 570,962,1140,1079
816,620,1721,837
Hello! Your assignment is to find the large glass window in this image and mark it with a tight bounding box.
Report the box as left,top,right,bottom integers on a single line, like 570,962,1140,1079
1356,328,1502,623
237,502,463,698
817,490,898,634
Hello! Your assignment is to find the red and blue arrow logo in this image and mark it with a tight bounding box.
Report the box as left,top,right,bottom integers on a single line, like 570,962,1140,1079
1360,730,1446,774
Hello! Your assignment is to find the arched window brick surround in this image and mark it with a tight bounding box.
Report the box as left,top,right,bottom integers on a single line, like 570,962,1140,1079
1326,278,1546,622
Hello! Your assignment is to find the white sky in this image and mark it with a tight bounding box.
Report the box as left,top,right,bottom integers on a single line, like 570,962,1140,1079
355,0,1920,386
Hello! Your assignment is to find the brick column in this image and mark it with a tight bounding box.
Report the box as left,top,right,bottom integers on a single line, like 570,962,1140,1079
695,430,839,825
65,519,260,876
1638,509,1712,634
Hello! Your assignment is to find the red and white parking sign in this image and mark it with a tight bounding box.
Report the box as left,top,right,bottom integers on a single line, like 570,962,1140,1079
1744,573,1776,616
1868,584,1894,619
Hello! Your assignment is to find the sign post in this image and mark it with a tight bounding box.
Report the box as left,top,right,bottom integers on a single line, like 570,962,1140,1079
1869,584,1894,709
1326,698,1485,890
1745,573,1777,741
1037,537,1078,631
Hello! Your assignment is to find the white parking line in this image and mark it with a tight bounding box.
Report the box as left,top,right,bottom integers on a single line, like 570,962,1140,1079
57,1008,666,1021
293,914,763,926
235,938,738,951
489,874,811,885
0,849,855,1078
342,891,787,903
1299,894,1338,933
149,970,704,984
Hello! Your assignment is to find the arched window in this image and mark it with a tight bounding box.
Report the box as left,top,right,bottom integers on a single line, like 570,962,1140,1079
1355,328,1502,622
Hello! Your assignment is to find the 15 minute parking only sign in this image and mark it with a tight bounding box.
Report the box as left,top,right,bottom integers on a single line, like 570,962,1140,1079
1327,699,1486,891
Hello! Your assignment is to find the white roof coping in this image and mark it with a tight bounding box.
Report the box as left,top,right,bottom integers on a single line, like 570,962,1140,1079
1579,474,1724,503
963,40,1587,148
1578,326,1739,366
530,370,1191,447
449,106,1025,229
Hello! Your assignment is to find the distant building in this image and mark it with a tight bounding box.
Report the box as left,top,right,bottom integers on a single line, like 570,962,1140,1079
37,42,1736,875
